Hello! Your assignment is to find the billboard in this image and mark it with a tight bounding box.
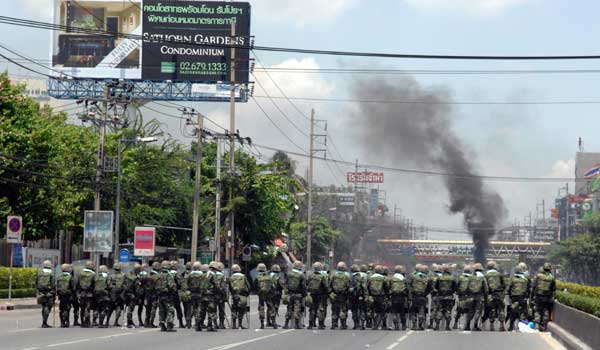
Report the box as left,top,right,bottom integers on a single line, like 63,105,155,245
23,248,60,268
83,210,114,253
50,0,250,83
134,226,155,256
336,193,355,206
347,172,384,183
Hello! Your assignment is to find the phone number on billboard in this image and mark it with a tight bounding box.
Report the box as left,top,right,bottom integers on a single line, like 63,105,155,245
180,62,228,74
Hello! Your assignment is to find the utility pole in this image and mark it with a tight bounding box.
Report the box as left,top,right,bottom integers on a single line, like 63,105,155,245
214,139,222,262
228,22,237,268
307,109,315,267
565,182,570,239
191,113,204,262
353,159,359,216
92,86,108,267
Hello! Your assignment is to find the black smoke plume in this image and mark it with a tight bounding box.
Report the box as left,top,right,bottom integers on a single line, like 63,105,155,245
349,76,506,263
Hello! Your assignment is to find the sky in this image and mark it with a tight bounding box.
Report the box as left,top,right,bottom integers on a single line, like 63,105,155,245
3,0,600,239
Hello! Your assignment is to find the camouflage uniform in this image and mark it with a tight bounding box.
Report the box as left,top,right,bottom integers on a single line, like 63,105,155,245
123,264,141,328
256,263,276,329
94,266,111,328
186,262,205,331
429,265,443,329
107,263,125,327
349,265,367,330
365,263,375,328
143,263,160,327
269,265,285,327
306,262,328,330
532,263,556,331
213,262,227,329
36,261,56,328
367,266,390,330
507,265,530,331
136,265,148,326
56,264,75,328
330,262,351,329
198,264,218,331
484,261,506,331
284,261,306,329
179,262,192,328
465,263,489,331
409,265,431,331
77,262,95,327
454,266,472,330
169,261,185,328
433,265,456,331
389,265,409,331
157,261,177,332
228,264,251,329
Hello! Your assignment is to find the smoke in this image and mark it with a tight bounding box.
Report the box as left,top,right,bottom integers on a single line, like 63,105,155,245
349,76,506,263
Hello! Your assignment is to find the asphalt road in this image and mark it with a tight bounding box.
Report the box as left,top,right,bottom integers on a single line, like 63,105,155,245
0,298,566,350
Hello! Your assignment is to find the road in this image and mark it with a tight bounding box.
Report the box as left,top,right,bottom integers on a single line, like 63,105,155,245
0,298,565,350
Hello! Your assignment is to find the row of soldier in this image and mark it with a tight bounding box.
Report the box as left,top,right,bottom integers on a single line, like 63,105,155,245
35,258,556,332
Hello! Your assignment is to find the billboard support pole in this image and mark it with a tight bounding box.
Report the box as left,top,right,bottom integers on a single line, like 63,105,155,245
191,113,204,263
228,23,236,268
93,85,109,268
307,109,315,267
214,139,222,262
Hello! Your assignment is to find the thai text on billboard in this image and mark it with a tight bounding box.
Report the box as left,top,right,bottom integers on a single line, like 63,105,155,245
134,226,156,256
347,172,384,183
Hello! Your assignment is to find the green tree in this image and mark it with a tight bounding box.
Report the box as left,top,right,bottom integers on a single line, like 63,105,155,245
548,232,600,286
289,216,341,263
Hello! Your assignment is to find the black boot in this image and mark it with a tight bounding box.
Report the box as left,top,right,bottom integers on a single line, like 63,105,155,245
331,319,337,330
160,323,167,332
341,319,348,330
272,318,278,329
394,321,400,331
434,320,440,331
239,317,246,329
260,320,265,329
166,323,177,332
127,320,135,329
219,319,226,330
232,318,237,330
283,319,290,329
207,319,217,332
294,318,302,329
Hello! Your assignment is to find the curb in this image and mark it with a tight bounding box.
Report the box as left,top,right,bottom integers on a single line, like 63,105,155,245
547,322,593,350
0,304,41,311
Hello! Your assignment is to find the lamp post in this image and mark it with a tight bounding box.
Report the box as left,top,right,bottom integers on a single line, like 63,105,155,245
114,136,158,262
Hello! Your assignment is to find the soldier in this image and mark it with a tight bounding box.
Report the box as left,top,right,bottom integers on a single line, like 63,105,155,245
77,261,95,327
359,264,370,328
256,263,275,329
507,263,531,331
136,263,148,327
186,262,204,331
409,264,431,331
269,264,285,328
532,262,556,331
365,263,375,328
179,262,192,328
107,263,125,327
381,267,392,330
367,265,388,330
454,264,472,330
434,264,456,331
56,263,75,328
389,265,409,331
330,262,351,330
144,262,160,328
229,264,251,329
284,261,306,329
199,263,218,331
485,261,506,331
306,262,328,330
35,260,55,328
94,265,110,328
156,260,177,332
465,263,488,331
70,265,80,327
169,261,185,329
428,264,443,329
123,263,141,328
349,264,367,330
213,262,227,329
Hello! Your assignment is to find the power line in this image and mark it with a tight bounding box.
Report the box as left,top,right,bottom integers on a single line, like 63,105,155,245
4,15,600,61
251,97,306,153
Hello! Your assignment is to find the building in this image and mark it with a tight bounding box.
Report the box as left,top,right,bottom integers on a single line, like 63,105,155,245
575,152,600,196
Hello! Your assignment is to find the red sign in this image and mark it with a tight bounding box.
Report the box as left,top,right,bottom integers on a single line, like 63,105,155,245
347,172,384,183
134,227,155,256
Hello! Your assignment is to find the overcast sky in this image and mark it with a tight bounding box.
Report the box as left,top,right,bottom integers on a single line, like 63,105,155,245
4,0,599,238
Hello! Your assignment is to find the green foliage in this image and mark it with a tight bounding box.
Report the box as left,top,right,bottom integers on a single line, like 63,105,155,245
556,291,600,318
290,216,340,262
0,267,37,289
548,233,600,286
0,288,36,298
557,281,600,299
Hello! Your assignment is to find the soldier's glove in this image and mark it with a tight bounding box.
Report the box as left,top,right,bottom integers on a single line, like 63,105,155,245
305,295,313,306
282,294,289,305
329,292,336,301
487,295,494,304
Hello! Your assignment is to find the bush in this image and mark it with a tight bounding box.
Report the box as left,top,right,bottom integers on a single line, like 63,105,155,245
556,291,600,318
0,267,38,290
0,288,36,299
557,281,600,299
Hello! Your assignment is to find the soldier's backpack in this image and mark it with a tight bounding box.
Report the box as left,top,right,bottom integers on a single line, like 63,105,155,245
79,271,94,291
144,273,158,291
200,273,214,293
230,274,248,294
369,275,385,296
257,273,273,295
156,273,171,294
510,276,528,297
486,272,503,292
112,273,125,291
437,276,453,295
411,274,428,296
94,275,108,293
37,271,52,291
57,274,72,296
187,273,203,293
468,275,484,294
535,273,554,296
331,273,349,293
307,273,323,293
457,275,470,295
287,271,301,292
390,274,407,295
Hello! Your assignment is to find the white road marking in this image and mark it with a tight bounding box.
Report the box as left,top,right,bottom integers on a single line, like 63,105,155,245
97,332,133,339
397,330,413,342
47,338,91,347
385,342,399,349
387,330,414,349
7,327,39,333
20,347,40,350
204,329,295,350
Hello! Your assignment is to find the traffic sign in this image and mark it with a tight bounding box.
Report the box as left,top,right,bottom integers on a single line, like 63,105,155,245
242,245,252,262
6,216,22,243
134,227,156,256
119,249,130,263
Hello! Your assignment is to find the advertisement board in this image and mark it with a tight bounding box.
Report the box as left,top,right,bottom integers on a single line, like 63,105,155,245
50,0,250,83
83,211,114,253
369,189,379,216
336,193,355,206
134,226,155,256
347,172,384,183
23,248,60,268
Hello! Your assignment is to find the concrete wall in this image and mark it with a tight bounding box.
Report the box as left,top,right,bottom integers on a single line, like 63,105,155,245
552,302,600,350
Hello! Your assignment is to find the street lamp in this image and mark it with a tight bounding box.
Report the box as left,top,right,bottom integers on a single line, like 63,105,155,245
114,136,158,262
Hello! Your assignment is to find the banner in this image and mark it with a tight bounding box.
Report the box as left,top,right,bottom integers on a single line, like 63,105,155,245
83,211,114,253
134,226,156,256
347,172,384,183
336,193,355,206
